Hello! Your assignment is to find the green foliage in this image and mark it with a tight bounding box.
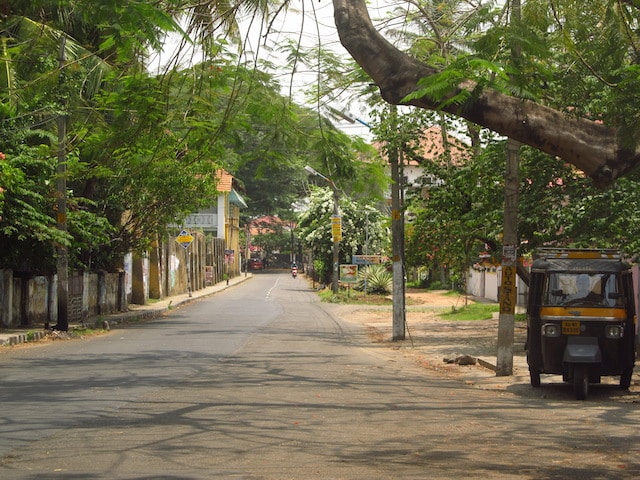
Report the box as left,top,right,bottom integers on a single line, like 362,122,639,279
8,0,640,280
403,56,518,108
312,259,328,285
0,145,64,272
356,264,393,294
439,302,499,321
317,287,392,305
393,0,640,157
404,131,501,281
252,231,291,255
317,289,348,304
1,2,351,271
405,131,640,275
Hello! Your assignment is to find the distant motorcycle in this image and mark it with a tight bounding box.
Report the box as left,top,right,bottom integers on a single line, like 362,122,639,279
291,266,298,278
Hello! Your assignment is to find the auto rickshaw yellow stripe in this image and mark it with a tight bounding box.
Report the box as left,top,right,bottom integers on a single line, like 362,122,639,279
540,306,627,319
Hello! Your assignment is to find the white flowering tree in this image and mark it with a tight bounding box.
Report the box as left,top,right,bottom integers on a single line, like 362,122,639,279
297,187,389,285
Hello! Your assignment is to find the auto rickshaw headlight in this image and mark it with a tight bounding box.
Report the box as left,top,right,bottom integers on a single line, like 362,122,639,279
604,324,624,339
542,323,561,337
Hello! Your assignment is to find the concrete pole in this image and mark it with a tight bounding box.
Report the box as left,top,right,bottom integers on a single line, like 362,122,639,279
331,187,340,294
56,35,69,331
390,124,406,341
496,0,523,376
496,138,520,376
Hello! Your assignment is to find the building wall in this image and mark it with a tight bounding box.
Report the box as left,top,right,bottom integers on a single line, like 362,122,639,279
466,266,528,310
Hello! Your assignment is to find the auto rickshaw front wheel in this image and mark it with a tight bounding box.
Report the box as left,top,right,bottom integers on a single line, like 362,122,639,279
573,365,589,400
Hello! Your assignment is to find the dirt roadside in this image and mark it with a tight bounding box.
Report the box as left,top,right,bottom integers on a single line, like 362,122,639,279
330,289,640,402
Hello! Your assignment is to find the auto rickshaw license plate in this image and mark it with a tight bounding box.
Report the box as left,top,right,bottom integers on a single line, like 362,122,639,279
562,320,581,335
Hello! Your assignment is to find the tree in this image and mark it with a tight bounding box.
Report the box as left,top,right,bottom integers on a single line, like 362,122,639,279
332,0,640,185
0,2,322,271
406,136,640,277
405,135,503,288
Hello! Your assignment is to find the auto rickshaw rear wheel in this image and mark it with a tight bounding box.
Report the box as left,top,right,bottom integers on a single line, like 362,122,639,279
573,365,589,400
529,368,541,387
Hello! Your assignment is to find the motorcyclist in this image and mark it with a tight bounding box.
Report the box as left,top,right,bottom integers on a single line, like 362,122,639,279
291,262,298,278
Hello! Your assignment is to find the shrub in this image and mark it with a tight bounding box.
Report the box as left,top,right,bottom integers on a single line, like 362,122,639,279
356,264,393,294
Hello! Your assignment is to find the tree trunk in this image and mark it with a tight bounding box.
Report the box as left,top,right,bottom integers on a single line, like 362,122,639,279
332,0,638,185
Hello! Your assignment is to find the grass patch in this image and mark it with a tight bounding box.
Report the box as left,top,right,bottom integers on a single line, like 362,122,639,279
68,327,104,338
442,289,464,297
439,303,500,321
317,288,391,305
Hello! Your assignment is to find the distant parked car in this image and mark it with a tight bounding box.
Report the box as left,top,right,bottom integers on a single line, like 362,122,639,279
248,258,264,270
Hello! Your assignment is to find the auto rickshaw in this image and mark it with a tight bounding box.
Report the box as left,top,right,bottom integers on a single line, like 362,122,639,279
526,248,636,400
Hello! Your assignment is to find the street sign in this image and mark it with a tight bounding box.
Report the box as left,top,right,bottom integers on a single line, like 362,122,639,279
502,244,517,264
340,264,358,283
176,230,194,249
331,215,342,242
352,255,383,265
499,265,517,315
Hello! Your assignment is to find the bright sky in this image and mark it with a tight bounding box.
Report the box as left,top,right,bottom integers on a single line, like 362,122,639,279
148,1,406,140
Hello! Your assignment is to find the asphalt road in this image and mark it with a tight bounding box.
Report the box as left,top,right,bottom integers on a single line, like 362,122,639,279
1,272,639,479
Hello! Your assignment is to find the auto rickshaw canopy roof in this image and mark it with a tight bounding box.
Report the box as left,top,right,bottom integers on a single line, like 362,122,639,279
532,248,631,274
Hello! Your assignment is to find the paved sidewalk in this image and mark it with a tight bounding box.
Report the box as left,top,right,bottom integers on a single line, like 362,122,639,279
0,274,252,347
330,300,640,399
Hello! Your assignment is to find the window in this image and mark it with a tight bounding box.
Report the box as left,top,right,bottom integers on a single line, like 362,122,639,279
543,273,620,307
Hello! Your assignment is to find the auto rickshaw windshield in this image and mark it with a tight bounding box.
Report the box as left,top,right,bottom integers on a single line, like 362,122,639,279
544,272,621,307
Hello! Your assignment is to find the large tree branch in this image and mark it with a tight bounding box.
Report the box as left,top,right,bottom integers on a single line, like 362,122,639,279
333,0,639,185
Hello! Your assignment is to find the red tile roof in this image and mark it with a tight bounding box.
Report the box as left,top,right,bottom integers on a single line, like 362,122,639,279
374,126,471,166
216,169,233,192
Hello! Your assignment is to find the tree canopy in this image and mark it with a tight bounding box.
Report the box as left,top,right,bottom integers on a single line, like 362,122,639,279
332,0,640,185
6,0,640,276
0,0,382,272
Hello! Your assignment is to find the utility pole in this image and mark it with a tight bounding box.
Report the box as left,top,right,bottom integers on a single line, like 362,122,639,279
496,0,522,375
328,104,405,337
55,35,69,331
496,138,519,375
390,107,406,341
331,187,340,293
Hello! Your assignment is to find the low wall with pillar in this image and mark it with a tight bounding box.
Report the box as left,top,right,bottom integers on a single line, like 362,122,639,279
0,270,127,329
1,233,228,328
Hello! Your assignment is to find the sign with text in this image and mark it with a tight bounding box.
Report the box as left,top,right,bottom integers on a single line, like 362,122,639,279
352,255,383,265
502,245,517,264
500,265,517,314
176,230,194,249
340,264,358,283
331,215,342,242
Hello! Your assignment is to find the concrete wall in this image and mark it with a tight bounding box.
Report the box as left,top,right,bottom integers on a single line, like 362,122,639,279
0,270,13,328
466,266,528,308
161,232,226,297
0,233,229,329
0,272,129,328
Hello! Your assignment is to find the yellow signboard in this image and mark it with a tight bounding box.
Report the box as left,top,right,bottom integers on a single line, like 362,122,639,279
176,230,194,249
331,215,342,242
499,265,517,314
